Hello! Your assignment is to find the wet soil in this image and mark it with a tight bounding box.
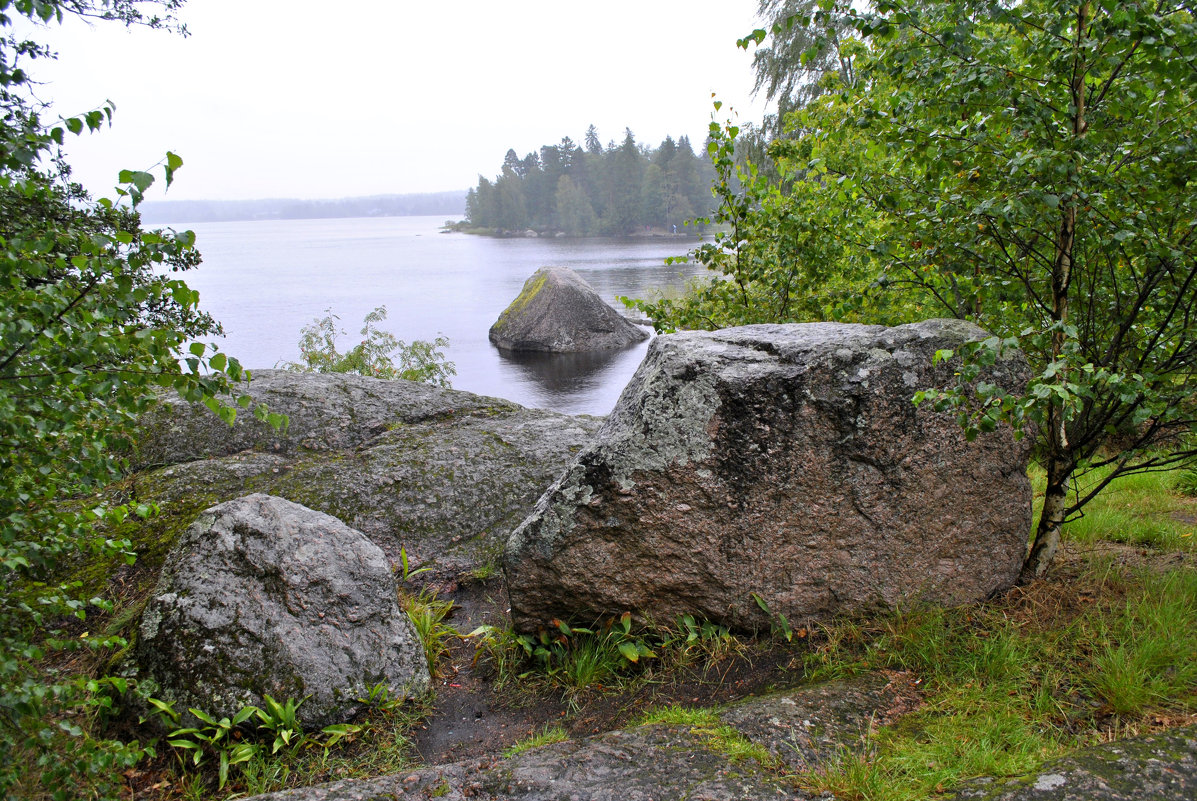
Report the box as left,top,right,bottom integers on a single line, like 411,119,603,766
409,577,808,765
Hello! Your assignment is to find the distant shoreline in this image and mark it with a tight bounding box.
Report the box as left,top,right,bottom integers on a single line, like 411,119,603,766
444,221,707,239
138,191,466,225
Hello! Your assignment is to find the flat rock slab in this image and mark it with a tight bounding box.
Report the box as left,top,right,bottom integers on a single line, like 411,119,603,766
718,671,921,771
506,320,1033,633
489,266,649,353
130,371,600,582
949,725,1197,800
242,673,919,801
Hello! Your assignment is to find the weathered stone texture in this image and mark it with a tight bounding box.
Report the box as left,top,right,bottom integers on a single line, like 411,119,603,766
950,725,1197,800
505,319,1033,633
239,673,914,801
137,494,429,728
488,266,649,352
131,371,600,581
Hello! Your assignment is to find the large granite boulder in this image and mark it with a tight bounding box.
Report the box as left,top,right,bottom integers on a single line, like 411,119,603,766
137,494,430,728
129,371,600,584
505,319,1033,633
488,266,649,352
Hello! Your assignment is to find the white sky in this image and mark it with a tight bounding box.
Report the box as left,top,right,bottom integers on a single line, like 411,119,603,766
19,1,771,201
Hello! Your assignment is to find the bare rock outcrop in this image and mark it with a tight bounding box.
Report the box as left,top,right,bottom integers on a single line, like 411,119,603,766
950,725,1197,800
129,371,600,583
136,494,429,729
488,266,649,352
505,319,1033,633
239,673,915,801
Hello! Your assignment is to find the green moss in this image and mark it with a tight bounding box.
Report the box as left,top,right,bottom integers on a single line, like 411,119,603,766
636,707,781,769
492,270,548,333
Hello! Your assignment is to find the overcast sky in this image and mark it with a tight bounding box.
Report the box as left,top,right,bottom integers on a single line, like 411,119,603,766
21,1,770,202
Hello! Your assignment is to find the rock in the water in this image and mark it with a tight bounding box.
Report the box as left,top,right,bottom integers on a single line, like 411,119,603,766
137,494,430,728
505,319,1033,633
950,725,1197,800
131,370,600,583
488,266,649,352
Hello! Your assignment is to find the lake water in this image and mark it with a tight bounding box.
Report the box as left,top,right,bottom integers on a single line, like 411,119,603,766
173,215,710,415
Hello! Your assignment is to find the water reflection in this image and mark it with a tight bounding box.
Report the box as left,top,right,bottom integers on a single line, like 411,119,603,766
494,337,652,417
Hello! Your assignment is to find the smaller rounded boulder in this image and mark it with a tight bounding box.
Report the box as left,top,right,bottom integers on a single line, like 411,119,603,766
136,494,429,728
489,266,649,352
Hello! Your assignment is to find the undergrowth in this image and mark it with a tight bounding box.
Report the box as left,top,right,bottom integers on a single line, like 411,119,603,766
796,562,1197,800
467,611,747,702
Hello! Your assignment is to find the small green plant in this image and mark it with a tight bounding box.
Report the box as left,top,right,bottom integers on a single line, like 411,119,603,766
402,590,459,675
503,724,568,757
151,699,262,790
468,613,656,696
751,592,796,642
1175,467,1197,498
399,546,431,582
279,305,456,387
148,695,364,790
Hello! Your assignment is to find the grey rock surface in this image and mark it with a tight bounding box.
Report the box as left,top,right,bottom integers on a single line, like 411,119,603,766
505,319,1033,633
131,371,600,581
137,494,430,728
950,725,1197,800
488,266,649,353
240,673,916,800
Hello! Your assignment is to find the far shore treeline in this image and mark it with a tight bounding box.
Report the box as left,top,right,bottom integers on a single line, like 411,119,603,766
137,191,467,224
461,126,717,236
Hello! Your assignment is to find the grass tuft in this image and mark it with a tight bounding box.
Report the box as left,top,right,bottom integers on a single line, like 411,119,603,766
502,725,568,757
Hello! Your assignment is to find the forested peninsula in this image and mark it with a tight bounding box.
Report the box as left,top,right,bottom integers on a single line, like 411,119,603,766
459,127,716,236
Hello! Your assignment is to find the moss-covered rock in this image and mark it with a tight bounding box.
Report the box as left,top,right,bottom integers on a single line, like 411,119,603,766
488,267,649,353
949,725,1197,800
128,371,600,585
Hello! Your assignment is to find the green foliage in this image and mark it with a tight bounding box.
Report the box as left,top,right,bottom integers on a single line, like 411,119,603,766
464,128,715,235
750,592,796,642
1043,464,1197,551
502,724,568,757
648,0,1197,578
0,4,287,797
796,560,1197,799
468,612,657,697
148,695,365,791
401,589,458,676
280,305,455,387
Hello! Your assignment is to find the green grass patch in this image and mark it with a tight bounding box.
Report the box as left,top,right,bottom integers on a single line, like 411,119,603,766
795,561,1197,801
502,725,568,757
636,705,779,768
1029,463,1197,551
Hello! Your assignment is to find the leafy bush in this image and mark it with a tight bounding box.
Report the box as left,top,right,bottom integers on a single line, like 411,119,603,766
280,305,455,387
0,5,286,798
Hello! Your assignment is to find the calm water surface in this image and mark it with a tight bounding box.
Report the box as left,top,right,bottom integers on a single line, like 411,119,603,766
174,216,709,415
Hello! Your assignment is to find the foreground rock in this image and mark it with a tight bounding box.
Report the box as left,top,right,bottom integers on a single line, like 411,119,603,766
950,725,1197,800
488,266,649,352
136,495,429,728
242,673,918,800
506,319,1032,633
131,371,600,582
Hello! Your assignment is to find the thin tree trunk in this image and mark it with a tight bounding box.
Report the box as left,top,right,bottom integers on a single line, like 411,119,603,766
1020,0,1088,582
1020,461,1071,583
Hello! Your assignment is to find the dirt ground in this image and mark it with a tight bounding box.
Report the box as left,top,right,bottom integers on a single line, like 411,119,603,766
409,577,808,764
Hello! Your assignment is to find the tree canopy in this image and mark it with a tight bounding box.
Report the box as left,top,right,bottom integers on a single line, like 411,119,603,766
1,2,279,796
463,128,715,236
635,0,1197,580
